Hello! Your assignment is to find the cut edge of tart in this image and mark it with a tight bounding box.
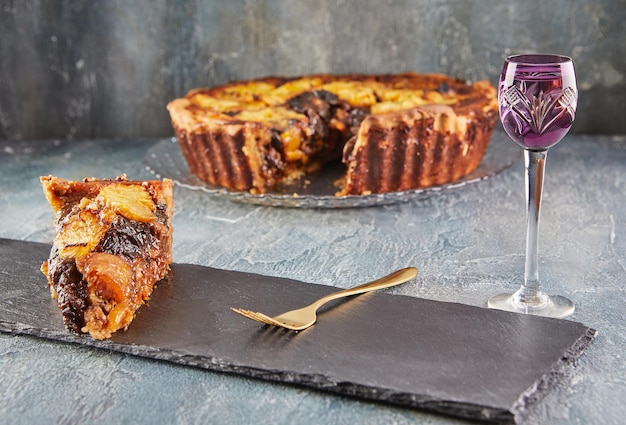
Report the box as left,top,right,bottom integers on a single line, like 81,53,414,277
40,175,174,340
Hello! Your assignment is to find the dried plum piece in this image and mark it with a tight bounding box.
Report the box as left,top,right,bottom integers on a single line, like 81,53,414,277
96,216,153,260
288,90,338,121
48,257,87,333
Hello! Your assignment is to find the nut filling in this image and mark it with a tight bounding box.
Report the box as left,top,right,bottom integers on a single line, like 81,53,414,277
40,175,174,340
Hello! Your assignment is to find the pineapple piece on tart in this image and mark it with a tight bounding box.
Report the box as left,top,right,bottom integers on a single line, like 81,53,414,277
40,175,174,340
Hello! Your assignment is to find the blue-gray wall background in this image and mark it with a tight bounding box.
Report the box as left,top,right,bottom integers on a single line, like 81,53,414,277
1,0,624,140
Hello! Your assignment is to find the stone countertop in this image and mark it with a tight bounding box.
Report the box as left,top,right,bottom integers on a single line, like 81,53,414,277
0,134,624,424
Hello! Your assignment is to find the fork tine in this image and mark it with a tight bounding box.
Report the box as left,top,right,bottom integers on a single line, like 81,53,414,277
230,307,255,321
230,307,282,327
246,311,274,325
230,307,250,316
252,312,284,327
231,307,260,321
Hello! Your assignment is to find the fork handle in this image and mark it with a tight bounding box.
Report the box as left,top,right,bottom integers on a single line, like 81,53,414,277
311,267,418,310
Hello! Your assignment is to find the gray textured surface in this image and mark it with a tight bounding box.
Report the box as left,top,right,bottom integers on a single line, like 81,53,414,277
0,134,625,424
1,0,625,140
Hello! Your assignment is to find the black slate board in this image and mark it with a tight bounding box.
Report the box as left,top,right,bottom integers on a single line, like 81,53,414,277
0,238,596,424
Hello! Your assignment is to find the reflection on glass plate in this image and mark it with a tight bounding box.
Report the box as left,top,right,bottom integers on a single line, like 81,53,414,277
144,132,519,208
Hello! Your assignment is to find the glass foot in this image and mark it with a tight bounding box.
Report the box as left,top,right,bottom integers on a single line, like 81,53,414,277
488,292,575,318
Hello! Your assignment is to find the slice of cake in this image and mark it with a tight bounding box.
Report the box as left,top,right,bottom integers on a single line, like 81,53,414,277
40,175,174,340
166,73,498,196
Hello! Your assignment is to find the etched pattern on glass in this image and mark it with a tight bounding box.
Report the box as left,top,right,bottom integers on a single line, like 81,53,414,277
501,85,576,135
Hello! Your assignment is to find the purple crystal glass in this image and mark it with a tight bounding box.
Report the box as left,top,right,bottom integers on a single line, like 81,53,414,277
488,54,577,318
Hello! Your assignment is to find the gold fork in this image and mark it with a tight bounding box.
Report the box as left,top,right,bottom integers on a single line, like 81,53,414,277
230,267,418,331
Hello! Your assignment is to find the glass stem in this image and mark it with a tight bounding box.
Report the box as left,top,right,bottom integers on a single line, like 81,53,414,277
518,149,549,306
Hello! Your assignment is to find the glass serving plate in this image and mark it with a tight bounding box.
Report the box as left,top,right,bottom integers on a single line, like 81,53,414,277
144,132,519,208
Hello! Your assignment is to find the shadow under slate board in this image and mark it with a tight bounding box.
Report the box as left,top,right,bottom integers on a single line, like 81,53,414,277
0,238,596,424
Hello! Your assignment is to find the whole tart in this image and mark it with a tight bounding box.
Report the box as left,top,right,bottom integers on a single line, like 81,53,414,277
40,175,174,340
166,73,498,196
